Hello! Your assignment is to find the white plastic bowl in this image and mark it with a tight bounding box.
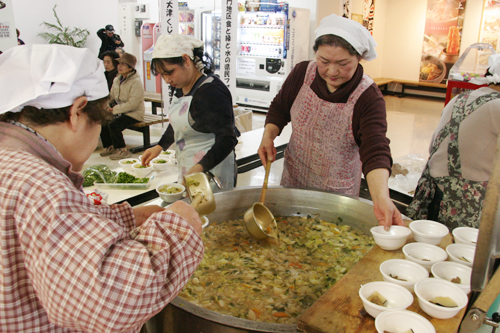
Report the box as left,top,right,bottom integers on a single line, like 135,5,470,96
453,227,479,245
131,163,153,178
151,157,172,171
160,149,176,159
118,158,140,172
379,259,429,292
431,261,472,295
156,183,185,203
446,243,475,267
358,281,414,318
409,220,449,245
414,278,468,319
370,225,412,250
375,310,436,333
402,243,448,272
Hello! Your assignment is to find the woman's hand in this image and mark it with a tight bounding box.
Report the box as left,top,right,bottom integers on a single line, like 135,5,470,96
142,145,163,166
132,205,165,227
258,124,280,166
366,168,404,230
166,201,203,235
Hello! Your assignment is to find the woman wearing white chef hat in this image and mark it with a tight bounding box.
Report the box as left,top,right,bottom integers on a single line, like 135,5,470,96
407,53,500,230
141,34,238,190
0,44,203,332
258,13,404,230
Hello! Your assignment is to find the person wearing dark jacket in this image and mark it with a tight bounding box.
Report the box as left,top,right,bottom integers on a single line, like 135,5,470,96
102,50,120,91
97,25,124,60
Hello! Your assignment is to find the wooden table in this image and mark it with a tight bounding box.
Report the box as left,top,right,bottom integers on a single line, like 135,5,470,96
297,231,466,333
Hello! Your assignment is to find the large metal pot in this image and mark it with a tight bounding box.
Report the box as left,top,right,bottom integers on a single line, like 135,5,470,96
146,187,379,333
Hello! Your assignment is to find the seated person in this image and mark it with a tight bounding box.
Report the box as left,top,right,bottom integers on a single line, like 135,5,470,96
102,50,120,91
407,53,500,230
100,52,145,160
0,44,203,332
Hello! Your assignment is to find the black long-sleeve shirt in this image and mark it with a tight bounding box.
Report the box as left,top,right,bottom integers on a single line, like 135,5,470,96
158,74,238,172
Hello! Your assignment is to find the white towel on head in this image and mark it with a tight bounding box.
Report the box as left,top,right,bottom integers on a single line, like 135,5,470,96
0,44,108,114
315,14,377,61
152,34,204,59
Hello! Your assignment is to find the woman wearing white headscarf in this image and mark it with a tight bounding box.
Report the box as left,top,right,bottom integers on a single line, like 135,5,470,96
407,54,500,230
141,34,238,189
258,14,403,230
0,44,203,332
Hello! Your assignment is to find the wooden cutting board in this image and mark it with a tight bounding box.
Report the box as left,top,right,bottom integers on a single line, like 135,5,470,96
297,232,467,333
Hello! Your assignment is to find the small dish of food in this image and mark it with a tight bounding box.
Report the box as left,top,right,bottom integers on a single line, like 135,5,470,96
160,149,176,158
379,259,429,292
452,227,479,245
409,220,449,245
156,183,185,203
431,261,472,295
370,226,412,251
446,243,476,267
131,163,153,178
118,158,140,172
151,157,172,171
414,278,468,319
358,281,414,318
375,310,436,333
402,242,448,272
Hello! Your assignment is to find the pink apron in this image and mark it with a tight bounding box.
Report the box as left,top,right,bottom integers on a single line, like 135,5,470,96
281,61,374,196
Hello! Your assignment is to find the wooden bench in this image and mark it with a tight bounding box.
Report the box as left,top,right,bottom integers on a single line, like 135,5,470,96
372,77,447,100
128,113,167,153
144,91,162,115
395,79,447,98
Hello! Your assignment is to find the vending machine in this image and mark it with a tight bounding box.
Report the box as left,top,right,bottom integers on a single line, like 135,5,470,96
234,3,310,111
201,10,222,73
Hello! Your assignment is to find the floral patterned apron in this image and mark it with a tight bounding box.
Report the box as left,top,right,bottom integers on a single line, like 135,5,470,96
168,76,235,190
281,61,374,196
406,91,500,229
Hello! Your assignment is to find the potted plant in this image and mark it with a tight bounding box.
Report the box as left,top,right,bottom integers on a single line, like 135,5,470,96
38,4,89,47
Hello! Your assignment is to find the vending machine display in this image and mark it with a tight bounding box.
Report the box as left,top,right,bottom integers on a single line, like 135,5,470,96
234,3,310,111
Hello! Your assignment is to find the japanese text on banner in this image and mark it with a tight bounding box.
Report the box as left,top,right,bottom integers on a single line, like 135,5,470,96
221,0,237,101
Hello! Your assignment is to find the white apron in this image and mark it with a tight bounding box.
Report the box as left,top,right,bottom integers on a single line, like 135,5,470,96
282,61,373,196
168,77,236,190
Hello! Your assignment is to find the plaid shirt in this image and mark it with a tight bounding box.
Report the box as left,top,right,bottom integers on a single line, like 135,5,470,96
0,122,204,332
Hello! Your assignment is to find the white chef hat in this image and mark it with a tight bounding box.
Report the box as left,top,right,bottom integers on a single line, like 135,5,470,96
152,34,204,59
0,44,109,114
470,53,500,85
314,14,377,61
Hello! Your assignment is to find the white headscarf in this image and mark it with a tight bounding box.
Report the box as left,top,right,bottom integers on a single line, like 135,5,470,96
470,53,500,85
152,34,205,71
315,14,378,61
0,44,108,114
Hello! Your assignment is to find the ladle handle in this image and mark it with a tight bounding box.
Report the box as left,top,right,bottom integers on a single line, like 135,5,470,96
191,193,204,210
259,159,272,203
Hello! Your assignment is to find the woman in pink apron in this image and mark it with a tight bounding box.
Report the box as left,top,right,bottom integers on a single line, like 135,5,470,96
142,35,238,190
258,14,403,230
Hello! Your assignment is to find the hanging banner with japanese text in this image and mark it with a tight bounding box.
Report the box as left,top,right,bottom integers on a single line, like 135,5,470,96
159,0,179,108
220,0,238,104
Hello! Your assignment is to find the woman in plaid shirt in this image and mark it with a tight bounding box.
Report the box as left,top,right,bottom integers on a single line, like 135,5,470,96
0,44,204,333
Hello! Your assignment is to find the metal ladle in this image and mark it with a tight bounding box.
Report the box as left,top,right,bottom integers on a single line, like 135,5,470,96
184,172,216,216
243,159,278,240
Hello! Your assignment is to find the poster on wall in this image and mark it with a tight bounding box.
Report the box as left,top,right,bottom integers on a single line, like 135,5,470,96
362,0,375,35
419,0,466,83
479,0,500,51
